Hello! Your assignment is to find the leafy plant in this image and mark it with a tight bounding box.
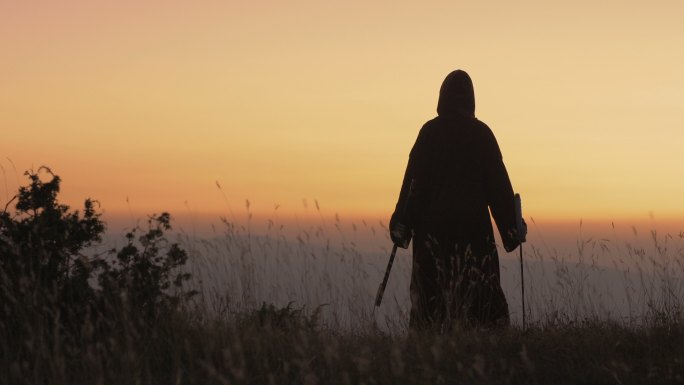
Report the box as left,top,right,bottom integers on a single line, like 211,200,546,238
0,167,105,339
98,212,196,323
0,167,195,360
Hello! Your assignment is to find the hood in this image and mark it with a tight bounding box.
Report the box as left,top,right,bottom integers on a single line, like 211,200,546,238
437,70,475,117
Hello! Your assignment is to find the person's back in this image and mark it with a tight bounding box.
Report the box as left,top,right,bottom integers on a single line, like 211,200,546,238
390,70,524,330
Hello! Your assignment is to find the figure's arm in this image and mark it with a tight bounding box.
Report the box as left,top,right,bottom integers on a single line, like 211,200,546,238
390,160,414,226
389,161,414,248
482,126,520,252
390,126,429,246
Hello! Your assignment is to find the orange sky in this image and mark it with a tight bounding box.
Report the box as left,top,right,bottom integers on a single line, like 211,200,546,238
2,0,684,227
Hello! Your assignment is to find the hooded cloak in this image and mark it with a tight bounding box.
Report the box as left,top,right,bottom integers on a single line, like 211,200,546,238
390,70,519,329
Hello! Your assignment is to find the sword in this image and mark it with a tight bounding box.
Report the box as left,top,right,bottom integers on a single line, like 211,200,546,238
375,244,398,307
375,179,414,307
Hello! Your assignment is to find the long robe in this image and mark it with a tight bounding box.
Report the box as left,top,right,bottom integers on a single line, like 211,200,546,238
390,70,520,330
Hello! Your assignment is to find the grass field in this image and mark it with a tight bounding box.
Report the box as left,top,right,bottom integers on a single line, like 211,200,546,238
3,285,683,385
2,171,684,384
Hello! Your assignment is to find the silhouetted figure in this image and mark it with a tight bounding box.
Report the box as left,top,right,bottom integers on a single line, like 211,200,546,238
390,70,525,330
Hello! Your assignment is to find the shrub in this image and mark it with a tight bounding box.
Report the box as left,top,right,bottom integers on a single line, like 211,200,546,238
0,167,194,368
98,212,196,324
0,167,105,342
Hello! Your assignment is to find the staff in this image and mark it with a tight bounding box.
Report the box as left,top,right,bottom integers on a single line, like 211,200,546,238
514,193,527,330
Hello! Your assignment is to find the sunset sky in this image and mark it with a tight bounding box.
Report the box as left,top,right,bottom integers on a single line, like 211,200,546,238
2,0,683,229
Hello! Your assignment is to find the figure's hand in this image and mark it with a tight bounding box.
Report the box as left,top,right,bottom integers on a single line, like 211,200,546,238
390,222,412,249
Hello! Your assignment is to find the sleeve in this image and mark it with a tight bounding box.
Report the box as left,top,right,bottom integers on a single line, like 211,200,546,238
390,125,430,232
482,125,520,252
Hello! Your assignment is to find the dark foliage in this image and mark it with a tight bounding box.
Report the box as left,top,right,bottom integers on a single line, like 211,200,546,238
98,212,196,323
237,302,324,332
0,168,105,343
0,168,194,384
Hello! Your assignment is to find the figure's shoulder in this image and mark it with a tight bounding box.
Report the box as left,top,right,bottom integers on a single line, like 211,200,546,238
472,118,502,156
421,117,441,131
471,118,496,140
414,117,441,140
472,117,492,131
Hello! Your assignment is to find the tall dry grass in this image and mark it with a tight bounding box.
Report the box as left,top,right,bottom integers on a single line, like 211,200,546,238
2,184,684,384
175,208,684,333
